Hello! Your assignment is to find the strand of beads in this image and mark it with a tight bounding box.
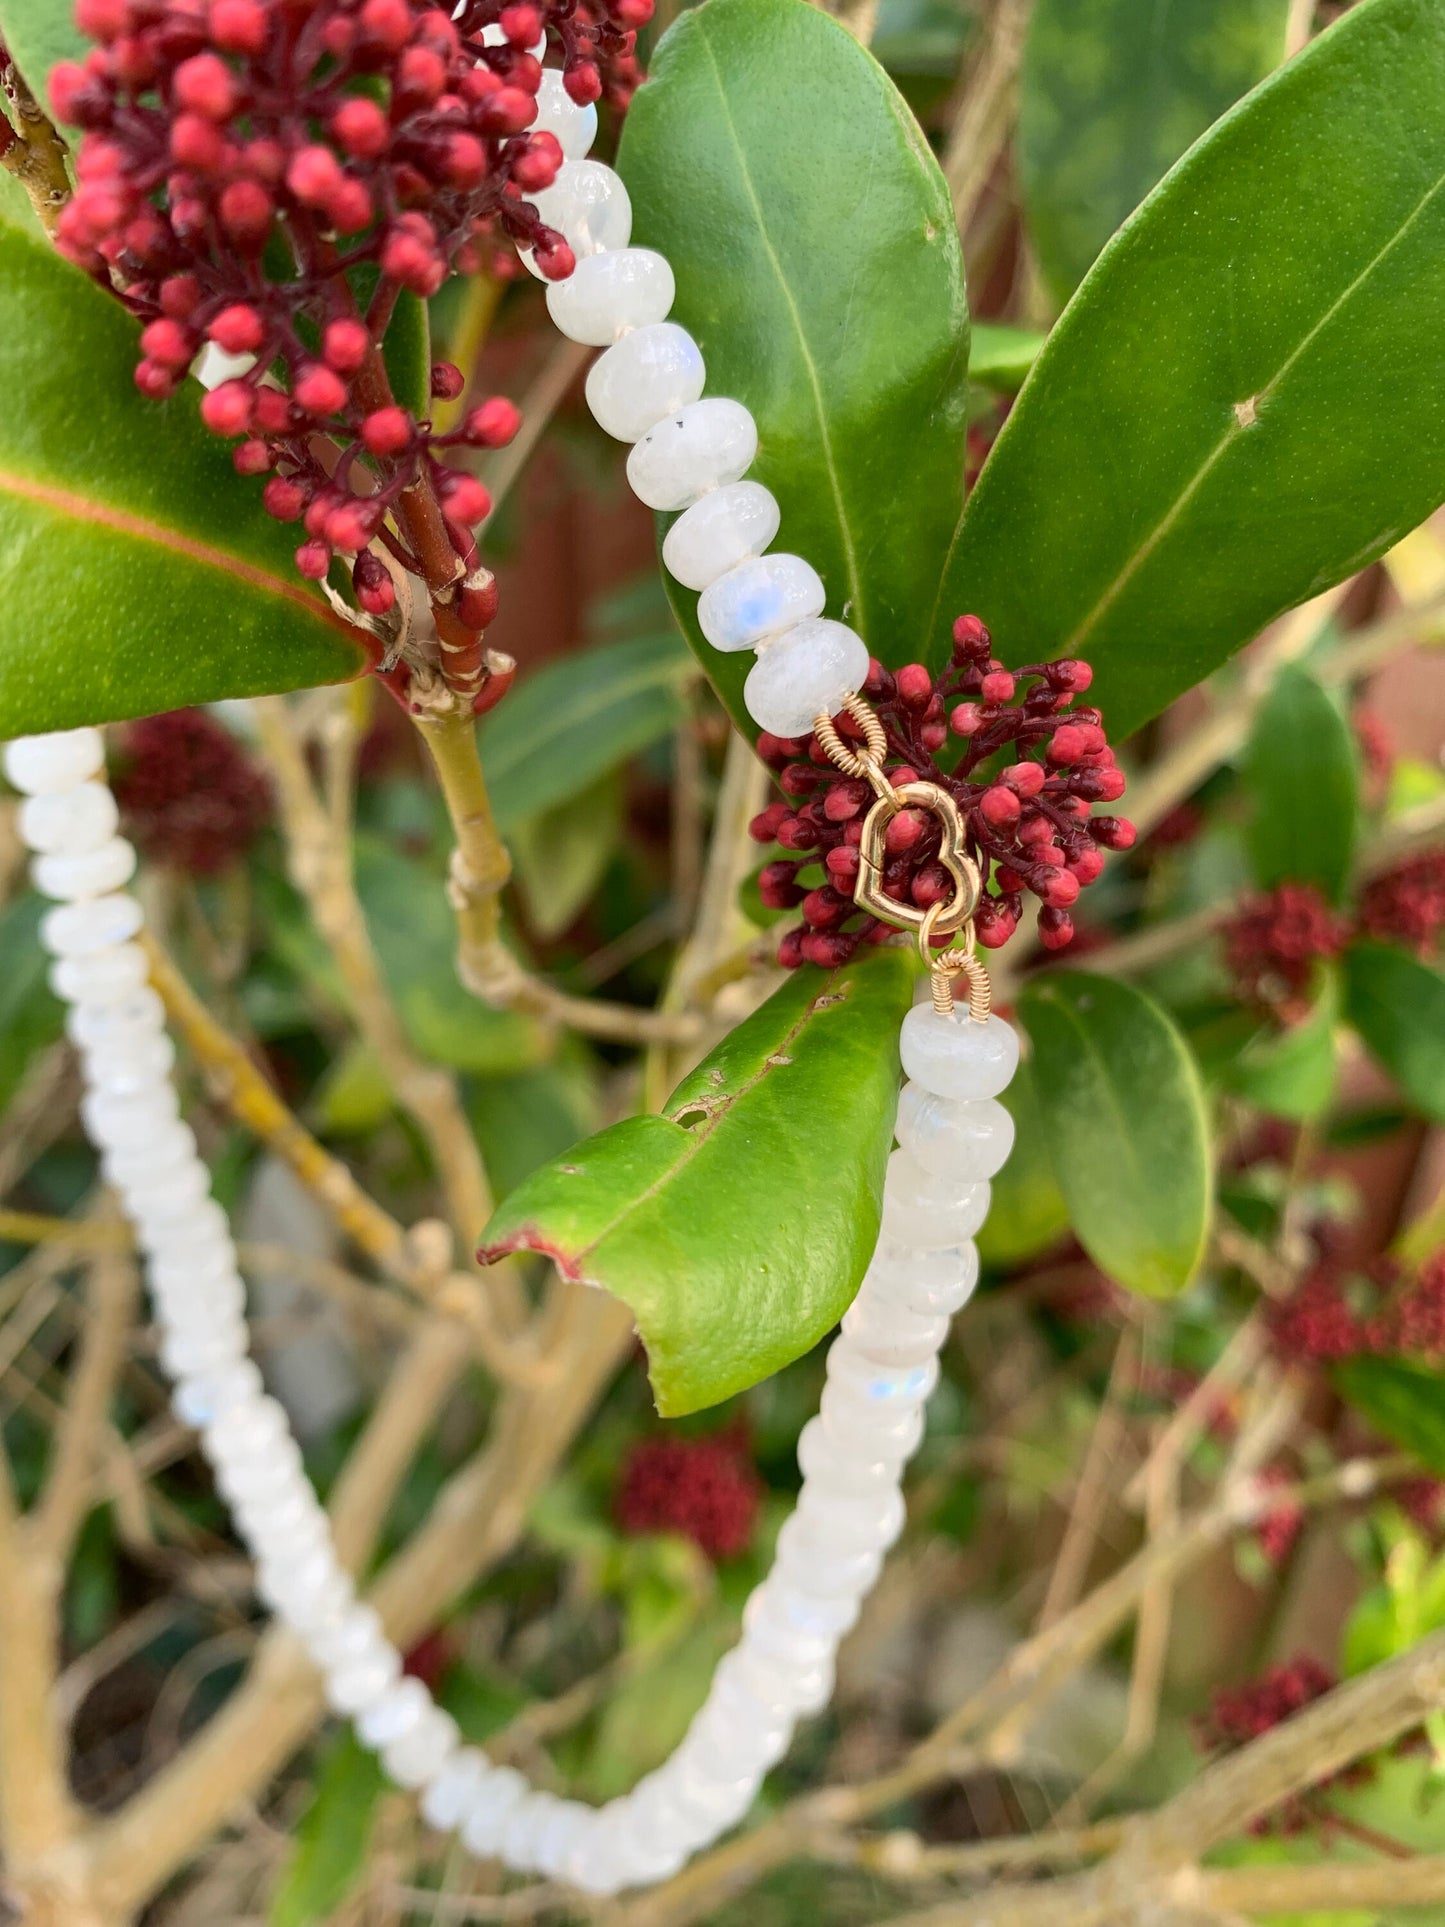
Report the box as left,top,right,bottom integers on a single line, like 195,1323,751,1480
7,723,1019,1895
521,86,869,741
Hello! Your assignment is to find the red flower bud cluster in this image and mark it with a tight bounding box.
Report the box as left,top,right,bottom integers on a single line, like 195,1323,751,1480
1222,883,1349,1018
112,706,271,873
52,0,647,600
1194,1657,1363,1833
1358,851,1445,957
749,617,1133,969
1269,1248,1445,1367
1252,1463,1305,1567
613,1429,762,1562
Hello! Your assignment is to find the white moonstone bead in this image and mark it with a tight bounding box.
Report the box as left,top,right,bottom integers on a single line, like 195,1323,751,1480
85,1026,175,1083
774,1513,884,1598
81,1087,180,1147
522,159,631,278
33,837,137,901
102,1116,195,1178
795,1482,906,1555
879,1152,992,1249
51,941,149,1004
842,1293,949,1368
382,1706,459,1788
795,1416,897,1495
534,1799,597,1879
305,1602,384,1669
4,729,104,794
900,1007,1020,1100
420,1746,489,1831
868,1237,982,1317
460,1765,528,1858
501,1790,564,1871
326,1646,402,1716
357,1675,430,1750
545,246,674,345
532,68,598,158
42,893,143,956
697,553,826,652
19,781,118,853
895,1086,1016,1180
67,987,164,1049
626,398,758,510
585,321,705,442
173,1359,263,1426
662,481,779,591
743,617,869,737
567,1819,630,1896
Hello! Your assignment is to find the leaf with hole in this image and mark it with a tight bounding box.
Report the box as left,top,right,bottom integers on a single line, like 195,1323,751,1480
1344,940,1445,1124
618,0,969,736
1019,972,1213,1298
0,223,366,735
944,0,1445,737
480,950,914,1415
1019,0,1289,300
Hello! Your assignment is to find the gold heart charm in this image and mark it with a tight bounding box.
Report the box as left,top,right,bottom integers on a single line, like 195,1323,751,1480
853,780,981,940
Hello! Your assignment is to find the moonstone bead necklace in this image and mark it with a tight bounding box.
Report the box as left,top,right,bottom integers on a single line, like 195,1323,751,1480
0,67,1025,1901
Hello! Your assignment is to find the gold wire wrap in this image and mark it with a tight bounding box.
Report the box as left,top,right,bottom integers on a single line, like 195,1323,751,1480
812,699,994,1025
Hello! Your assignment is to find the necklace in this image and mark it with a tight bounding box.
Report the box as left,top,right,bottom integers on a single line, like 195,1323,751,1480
4,88,1020,1898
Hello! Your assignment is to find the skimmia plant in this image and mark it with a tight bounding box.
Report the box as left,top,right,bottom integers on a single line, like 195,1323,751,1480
2,0,1445,1919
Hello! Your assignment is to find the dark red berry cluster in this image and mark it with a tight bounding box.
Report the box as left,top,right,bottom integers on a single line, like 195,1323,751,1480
1222,883,1349,1018
1195,1657,1378,1834
613,1429,761,1562
52,0,647,608
1268,1248,1445,1366
749,616,1134,969
1252,1463,1305,1567
113,706,271,872
1358,851,1445,957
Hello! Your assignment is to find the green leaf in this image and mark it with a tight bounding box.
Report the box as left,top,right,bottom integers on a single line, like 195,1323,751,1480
353,838,550,1076
618,0,969,733
1019,0,1288,300
1244,665,1358,901
509,777,623,938
975,1056,1071,1269
1223,968,1340,1121
480,632,691,834
0,0,87,126
465,1055,601,1203
1019,972,1213,1298
0,224,365,735
1335,1356,1445,1476
1344,941,1445,1124
269,1731,384,1927
945,0,1445,738
968,323,1047,394
480,951,915,1415
0,892,63,1113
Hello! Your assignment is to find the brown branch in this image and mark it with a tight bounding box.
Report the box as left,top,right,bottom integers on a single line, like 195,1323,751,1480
942,0,1031,235
0,58,71,240
34,1237,137,1564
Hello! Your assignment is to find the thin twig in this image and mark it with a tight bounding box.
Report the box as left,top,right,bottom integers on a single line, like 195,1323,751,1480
0,57,71,239
942,0,1031,235
34,1237,137,1564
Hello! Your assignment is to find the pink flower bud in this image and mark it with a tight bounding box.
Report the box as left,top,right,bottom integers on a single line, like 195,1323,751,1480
884,809,925,855
564,60,603,105
951,612,991,658
134,358,178,399
232,439,272,475
979,785,1021,829
894,663,932,709
353,552,396,616
980,668,1015,704
262,476,307,521
169,111,224,170
439,473,490,524
327,179,374,234
252,387,292,434
397,45,447,104
1038,907,1074,950
1092,816,1136,851
209,0,267,54
293,363,348,417
511,131,562,191
462,397,521,448
140,317,195,368
295,539,331,579
361,406,413,455
950,702,984,736
430,360,465,401
218,178,272,247
200,379,253,436
501,2,543,43
208,302,265,353
331,95,390,158
75,0,129,43
359,0,412,51
286,143,342,207
1047,723,1090,766
1040,869,1080,908
533,237,576,281
173,51,236,119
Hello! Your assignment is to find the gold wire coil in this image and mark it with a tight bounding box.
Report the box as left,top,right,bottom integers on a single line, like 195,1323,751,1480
920,908,993,1022
812,697,894,804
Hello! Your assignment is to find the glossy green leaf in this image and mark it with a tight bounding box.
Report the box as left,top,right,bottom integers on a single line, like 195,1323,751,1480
480,951,915,1415
1344,940,1445,1124
480,631,691,834
618,0,969,734
945,0,1445,738
0,223,365,735
0,0,87,126
353,838,549,1076
1019,972,1212,1298
1335,1356,1445,1477
975,1056,1070,1269
1244,665,1358,901
968,323,1047,394
1223,967,1339,1120
269,1731,383,1927
1019,0,1288,300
